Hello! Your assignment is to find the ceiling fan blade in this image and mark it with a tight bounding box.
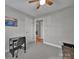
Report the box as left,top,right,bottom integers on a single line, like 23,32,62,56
46,0,53,5
28,0,39,3
35,1,40,9
36,4,40,9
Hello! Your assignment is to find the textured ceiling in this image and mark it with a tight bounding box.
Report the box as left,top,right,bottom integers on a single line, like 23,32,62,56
5,0,74,18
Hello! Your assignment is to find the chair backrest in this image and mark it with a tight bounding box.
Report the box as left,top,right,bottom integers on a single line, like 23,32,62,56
17,37,26,46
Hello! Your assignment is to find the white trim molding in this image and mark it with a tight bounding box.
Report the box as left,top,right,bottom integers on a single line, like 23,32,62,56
44,41,62,48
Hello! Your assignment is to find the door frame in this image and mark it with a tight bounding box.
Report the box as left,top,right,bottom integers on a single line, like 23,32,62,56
34,18,44,43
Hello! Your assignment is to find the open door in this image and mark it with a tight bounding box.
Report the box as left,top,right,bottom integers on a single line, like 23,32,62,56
36,20,43,45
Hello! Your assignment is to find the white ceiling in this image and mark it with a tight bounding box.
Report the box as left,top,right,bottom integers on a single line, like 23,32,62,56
5,0,74,18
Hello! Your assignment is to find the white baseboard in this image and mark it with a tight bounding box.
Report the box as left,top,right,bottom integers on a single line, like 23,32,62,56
44,41,62,48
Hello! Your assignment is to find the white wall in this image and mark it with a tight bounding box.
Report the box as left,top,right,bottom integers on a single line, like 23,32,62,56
5,6,34,50
36,6,74,47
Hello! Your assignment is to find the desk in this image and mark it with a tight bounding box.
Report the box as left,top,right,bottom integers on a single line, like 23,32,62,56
9,37,26,58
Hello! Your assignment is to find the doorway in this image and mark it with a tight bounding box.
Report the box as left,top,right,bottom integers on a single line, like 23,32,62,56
62,43,74,59
36,20,43,45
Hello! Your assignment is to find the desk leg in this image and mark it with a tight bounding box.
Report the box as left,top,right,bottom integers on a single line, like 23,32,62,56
24,39,26,53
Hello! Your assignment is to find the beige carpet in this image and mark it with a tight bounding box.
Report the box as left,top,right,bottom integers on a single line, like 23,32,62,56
5,43,62,59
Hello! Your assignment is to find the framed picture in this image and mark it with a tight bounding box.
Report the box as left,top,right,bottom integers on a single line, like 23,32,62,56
5,16,17,26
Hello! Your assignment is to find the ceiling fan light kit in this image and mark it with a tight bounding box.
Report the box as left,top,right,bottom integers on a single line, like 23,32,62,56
28,0,54,9
40,0,45,5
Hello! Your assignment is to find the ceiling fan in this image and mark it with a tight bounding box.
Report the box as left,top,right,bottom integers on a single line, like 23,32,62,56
28,0,54,9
